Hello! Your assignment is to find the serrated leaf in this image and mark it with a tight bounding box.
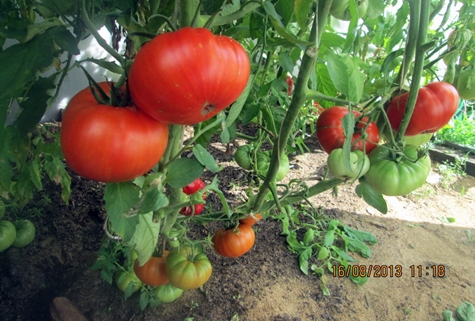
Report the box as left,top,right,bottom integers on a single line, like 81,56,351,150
294,0,312,30
165,158,204,189
137,186,168,214
322,51,349,98
355,177,388,214
130,212,160,266
193,144,222,173
457,301,475,321
49,25,80,55
29,157,43,190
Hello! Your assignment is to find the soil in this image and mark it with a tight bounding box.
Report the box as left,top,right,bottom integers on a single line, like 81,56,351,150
1,129,474,321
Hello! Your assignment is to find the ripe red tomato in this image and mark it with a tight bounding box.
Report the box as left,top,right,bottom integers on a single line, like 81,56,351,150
212,224,255,258
182,178,206,195
133,252,169,287
316,106,380,154
128,27,250,125
386,82,459,136
60,82,169,182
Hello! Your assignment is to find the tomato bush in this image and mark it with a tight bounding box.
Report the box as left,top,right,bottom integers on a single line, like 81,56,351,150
128,27,250,125
134,252,170,287
60,82,169,183
153,283,184,303
165,246,212,290
212,224,255,258
364,145,431,196
316,107,380,154
0,220,16,252
327,149,370,180
386,82,460,136
11,219,35,248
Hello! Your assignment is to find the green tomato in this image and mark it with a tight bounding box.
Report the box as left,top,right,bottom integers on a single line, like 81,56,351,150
115,269,143,295
331,0,368,21
364,145,431,196
165,246,212,290
256,151,290,181
153,283,184,303
0,220,16,252
234,145,253,170
11,220,36,248
327,148,370,180
402,133,433,146
456,69,475,100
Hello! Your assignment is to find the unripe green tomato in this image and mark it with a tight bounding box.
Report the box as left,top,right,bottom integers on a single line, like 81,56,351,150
327,149,370,180
234,145,253,170
11,220,36,248
0,220,16,252
331,0,368,21
256,152,290,181
115,269,143,294
0,200,5,219
153,283,184,303
456,69,475,100
402,133,433,146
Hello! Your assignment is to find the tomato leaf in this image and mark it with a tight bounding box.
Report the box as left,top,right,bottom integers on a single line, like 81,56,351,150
137,186,168,214
263,2,311,45
322,51,349,99
355,177,388,214
342,226,378,244
299,247,312,275
165,158,204,189
193,144,222,173
340,234,371,258
294,0,312,30
130,212,160,266
0,153,13,192
225,74,255,128
457,301,475,321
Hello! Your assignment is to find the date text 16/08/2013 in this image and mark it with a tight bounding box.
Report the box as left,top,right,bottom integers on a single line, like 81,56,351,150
332,265,446,278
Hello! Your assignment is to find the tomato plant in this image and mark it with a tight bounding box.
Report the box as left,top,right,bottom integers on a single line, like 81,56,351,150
153,283,184,303
239,213,263,227
316,107,380,154
133,252,170,287
212,224,255,258
364,145,431,196
60,82,169,183
256,152,289,182
128,27,250,125
166,246,212,290
386,82,460,136
0,220,16,252
11,219,35,248
456,69,475,100
330,0,369,21
327,149,370,180
115,269,142,295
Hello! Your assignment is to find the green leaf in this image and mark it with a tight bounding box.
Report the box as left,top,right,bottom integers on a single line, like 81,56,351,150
0,153,13,192
225,75,254,128
130,212,160,266
139,290,150,311
349,273,368,285
274,0,294,27
323,229,335,246
165,158,204,189
341,234,371,258
29,157,43,191
322,51,349,99
278,51,294,75
442,310,456,321
343,226,378,244
331,246,356,263
294,0,312,30
355,177,388,214
13,165,35,204
457,301,475,321
193,144,222,173
299,247,312,275
49,25,80,55
137,186,168,214
317,247,329,260
263,2,311,45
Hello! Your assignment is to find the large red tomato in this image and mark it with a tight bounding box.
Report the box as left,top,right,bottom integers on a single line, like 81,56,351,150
316,106,380,154
212,224,255,258
386,82,459,136
60,82,169,182
128,27,250,125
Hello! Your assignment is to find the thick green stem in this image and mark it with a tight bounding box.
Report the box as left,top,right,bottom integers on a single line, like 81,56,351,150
179,0,200,27
395,0,430,142
251,6,328,213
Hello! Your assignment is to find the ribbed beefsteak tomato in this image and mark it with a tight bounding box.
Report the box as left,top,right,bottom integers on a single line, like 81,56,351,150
134,251,169,287
212,224,255,258
60,82,169,183
386,82,459,136
316,106,380,154
128,27,250,125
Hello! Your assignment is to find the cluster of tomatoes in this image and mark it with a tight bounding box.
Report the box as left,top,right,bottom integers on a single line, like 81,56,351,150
60,27,250,184
316,81,460,196
0,218,36,253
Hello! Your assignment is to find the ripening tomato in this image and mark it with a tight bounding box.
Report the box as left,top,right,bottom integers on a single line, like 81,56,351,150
166,246,212,290
386,82,459,136
212,224,255,258
60,82,169,182
316,106,380,154
128,27,250,125
133,252,169,286
239,213,263,227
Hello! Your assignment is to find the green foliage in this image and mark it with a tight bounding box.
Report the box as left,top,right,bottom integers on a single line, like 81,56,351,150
437,117,475,147
442,301,475,321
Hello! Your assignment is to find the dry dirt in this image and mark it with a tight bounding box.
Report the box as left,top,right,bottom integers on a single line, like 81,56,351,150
1,134,474,321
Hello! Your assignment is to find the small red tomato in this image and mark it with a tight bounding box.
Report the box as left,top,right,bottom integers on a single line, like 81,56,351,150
182,178,206,195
